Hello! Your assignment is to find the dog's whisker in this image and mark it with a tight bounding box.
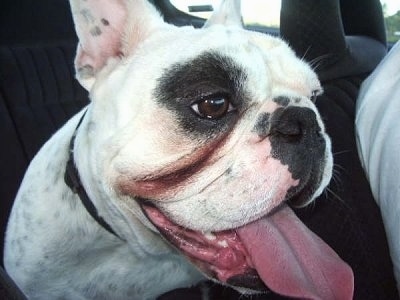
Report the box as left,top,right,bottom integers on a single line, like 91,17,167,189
325,187,341,201
331,169,344,187
333,149,352,157
301,45,312,61
332,164,346,174
325,187,348,206
307,53,333,71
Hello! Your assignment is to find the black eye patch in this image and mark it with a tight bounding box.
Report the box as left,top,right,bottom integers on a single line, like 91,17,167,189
153,51,248,137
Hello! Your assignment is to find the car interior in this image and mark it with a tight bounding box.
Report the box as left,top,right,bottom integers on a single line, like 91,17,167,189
0,0,399,299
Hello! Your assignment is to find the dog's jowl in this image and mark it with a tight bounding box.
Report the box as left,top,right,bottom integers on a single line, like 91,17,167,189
4,0,354,299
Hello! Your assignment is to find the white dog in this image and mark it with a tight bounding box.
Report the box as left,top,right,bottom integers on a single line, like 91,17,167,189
356,41,400,293
4,0,353,299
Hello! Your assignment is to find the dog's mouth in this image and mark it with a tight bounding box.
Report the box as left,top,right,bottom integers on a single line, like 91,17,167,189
141,202,354,299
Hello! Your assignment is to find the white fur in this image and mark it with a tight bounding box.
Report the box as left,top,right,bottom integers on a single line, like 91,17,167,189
4,0,332,299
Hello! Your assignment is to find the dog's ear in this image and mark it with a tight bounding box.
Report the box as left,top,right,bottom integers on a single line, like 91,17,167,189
69,0,165,90
203,0,243,28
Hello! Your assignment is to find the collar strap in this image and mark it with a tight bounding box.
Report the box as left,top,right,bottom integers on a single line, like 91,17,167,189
64,111,121,239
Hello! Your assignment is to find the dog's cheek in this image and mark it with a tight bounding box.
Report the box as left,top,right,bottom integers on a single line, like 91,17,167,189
203,138,300,217
154,138,300,231
101,110,195,182
114,133,228,201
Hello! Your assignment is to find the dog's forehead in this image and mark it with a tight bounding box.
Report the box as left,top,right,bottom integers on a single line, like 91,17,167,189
149,26,320,102
104,26,321,133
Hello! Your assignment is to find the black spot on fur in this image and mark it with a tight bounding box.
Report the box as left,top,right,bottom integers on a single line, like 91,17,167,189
253,112,270,138
81,9,95,24
101,18,110,26
225,167,232,175
90,26,102,36
273,96,290,107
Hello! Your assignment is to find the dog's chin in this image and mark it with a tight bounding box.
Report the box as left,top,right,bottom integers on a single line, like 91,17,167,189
139,201,270,293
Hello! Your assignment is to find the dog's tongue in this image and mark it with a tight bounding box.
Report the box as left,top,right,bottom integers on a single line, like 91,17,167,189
236,205,354,299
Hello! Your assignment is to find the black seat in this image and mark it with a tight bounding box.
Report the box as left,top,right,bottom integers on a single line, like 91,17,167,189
0,0,89,264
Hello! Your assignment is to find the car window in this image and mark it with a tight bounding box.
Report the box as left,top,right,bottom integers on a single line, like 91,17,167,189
170,0,280,30
381,0,400,43
170,0,400,44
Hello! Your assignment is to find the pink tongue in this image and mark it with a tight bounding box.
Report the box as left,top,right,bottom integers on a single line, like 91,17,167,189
237,205,354,299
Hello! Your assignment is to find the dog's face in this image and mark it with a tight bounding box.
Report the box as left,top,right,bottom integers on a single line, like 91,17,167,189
70,0,353,298
109,30,329,230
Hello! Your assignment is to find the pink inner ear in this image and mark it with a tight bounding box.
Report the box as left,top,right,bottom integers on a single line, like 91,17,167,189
72,0,127,73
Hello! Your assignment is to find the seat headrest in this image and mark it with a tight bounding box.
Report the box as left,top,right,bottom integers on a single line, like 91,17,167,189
280,0,387,81
0,0,77,46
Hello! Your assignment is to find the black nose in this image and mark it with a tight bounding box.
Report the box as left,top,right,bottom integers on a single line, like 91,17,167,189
270,106,321,142
268,106,327,208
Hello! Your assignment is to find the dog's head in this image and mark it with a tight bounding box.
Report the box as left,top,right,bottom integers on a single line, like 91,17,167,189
70,0,353,298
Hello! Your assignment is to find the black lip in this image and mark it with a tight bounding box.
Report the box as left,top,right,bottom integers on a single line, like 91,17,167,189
227,271,269,292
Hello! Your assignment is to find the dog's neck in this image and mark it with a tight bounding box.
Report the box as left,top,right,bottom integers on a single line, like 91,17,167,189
64,110,121,239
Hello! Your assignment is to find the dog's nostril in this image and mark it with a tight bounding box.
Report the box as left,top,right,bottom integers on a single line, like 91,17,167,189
271,107,318,140
274,120,303,137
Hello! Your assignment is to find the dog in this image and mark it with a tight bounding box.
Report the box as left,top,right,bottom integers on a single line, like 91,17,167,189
4,0,354,299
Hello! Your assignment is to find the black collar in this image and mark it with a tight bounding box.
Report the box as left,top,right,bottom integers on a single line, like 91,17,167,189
64,111,121,239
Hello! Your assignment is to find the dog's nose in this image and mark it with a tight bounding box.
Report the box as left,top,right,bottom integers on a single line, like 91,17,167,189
268,106,327,208
270,106,321,142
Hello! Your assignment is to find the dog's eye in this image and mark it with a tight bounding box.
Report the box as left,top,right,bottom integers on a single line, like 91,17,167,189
191,96,234,119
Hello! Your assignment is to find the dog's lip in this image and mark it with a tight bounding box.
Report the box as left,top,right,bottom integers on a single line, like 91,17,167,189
139,201,354,299
139,201,268,291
